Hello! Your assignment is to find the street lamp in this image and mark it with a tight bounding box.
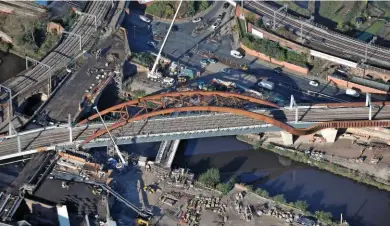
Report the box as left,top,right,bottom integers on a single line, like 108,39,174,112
0,85,12,136
93,106,126,166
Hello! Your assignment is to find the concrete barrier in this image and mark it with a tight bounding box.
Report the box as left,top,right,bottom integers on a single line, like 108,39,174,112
240,43,309,75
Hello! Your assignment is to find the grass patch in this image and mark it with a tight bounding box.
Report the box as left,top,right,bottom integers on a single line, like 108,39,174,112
364,21,385,36
237,18,246,38
279,1,312,17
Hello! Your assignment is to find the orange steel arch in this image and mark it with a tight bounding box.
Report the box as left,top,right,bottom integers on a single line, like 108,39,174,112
77,91,280,126
80,106,390,145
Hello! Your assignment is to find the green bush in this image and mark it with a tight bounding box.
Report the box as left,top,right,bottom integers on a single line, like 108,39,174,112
146,1,210,19
254,188,269,198
131,52,155,68
242,34,308,67
216,178,235,195
196,0,210,12
273,194,287,204
294,200,309,211
314,211,333,224
132,89,147,99
198,168,221,188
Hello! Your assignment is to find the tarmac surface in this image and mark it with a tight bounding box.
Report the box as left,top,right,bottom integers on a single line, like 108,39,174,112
41,32,127,123
123,1,386,103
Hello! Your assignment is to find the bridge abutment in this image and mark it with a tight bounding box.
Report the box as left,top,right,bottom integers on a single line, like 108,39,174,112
280,131,294,146
320,128,338,143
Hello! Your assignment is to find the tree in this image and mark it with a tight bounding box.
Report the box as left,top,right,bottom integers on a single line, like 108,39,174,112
197,0,209,12
254,188,269,197
314,211,333,224
198,168,220,188
273,194,286,204
187,1,196,17
294,200,309,211
245,12,256,24
216,177,235,195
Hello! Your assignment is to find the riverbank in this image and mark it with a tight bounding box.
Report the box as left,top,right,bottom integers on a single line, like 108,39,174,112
236,134,390,191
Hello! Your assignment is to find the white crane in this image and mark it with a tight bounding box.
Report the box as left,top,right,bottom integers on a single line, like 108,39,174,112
148,0,183,78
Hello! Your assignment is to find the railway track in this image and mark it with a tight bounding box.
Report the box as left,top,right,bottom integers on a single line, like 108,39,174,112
2,1,112,100
246,1,390,66
0,105,389,154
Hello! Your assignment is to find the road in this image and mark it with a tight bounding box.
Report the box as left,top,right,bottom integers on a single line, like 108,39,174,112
0,105,389,157
123,2,386,106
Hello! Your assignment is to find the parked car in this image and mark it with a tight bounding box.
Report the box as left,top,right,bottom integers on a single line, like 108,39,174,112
223,2,230,9
139,15,151,23
200,59,209,65
346,88,360,97
212,22,221,30
273,67,282,74
217,12,226,21
309,80,319,87
147,40,157,48
183,53,193,58
222,68,232,73
208,58,218,64
230,50,243,59
192,17,202,23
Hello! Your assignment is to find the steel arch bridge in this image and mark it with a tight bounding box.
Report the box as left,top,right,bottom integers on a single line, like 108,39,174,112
77,91,390,146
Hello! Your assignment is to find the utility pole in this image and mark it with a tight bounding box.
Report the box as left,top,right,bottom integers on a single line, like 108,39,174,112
366,93,372,120
0,85,12,136
273,4,288,30
300,16,314,43
364,36,377,64
149,0,183,76
93,106,126,166
68,114,73,143
290,95,298,123
25,56,52,96
240,0,244,18
62,31,82,51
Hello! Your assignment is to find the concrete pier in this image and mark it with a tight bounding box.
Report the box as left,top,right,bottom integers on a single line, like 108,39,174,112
320,128,338,143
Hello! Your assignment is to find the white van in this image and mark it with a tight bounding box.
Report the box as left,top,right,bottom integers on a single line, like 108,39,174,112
345,88,360,97
162,77,175,85
230,50,243,59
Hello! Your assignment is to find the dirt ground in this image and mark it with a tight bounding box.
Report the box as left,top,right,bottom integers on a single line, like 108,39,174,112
110,164,303,226
265,132,390,181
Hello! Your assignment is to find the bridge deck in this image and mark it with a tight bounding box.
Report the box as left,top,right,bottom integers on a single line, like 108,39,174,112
0,105,388,158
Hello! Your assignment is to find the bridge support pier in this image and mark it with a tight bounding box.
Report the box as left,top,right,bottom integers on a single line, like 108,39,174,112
320,128,338,143
165,140,181,168
280,131,294,146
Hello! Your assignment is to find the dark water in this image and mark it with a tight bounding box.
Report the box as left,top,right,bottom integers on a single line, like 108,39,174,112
0,51,25,83
172,136,390,226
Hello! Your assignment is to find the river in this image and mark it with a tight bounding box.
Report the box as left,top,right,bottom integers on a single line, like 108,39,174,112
0,51,25,83
172,136,390,226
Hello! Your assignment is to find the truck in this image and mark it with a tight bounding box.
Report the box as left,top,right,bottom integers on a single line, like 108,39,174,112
345,88,360,97
162,77,175,85
258,80,274,90
147,71,162,81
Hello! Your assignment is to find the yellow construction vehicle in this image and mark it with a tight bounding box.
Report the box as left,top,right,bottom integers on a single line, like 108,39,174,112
143,185,155,194
241,63,248,71
136,218,149,226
